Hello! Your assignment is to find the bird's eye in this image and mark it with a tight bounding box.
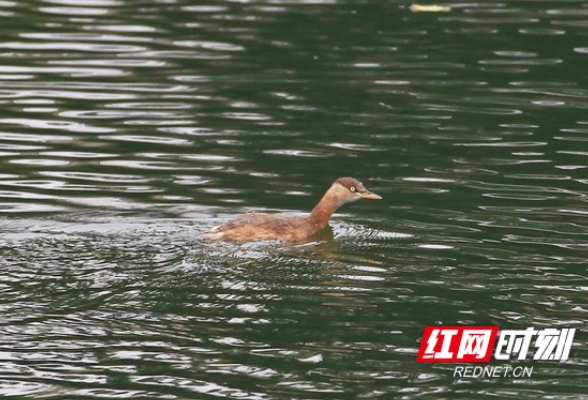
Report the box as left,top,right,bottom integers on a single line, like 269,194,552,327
350,186,356,192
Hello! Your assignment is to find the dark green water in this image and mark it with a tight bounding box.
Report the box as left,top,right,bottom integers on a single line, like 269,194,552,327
1,0,588,398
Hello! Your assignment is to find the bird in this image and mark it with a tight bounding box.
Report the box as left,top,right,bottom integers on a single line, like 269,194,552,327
204,177,381,242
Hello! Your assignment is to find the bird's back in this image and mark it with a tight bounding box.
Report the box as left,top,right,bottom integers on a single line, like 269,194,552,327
205,213,317,242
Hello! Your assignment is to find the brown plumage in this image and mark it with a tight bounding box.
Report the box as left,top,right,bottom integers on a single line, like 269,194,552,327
205,177,381,242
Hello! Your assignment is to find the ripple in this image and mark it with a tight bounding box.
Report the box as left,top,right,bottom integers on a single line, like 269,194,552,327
520,28,566,35
478,58,562,66
418,244,454,250
39,171,150,184
222,112,272,121
80,24,158,33
263,149,329,158
454,141,547,148
130,375,268,399
39,151,115,158
104,135,193,145
39,6,111,16
332,222,415,242
9,158,70,166
60,110,188,119
0,64,127,77
0,118,114,133
328,142,381,152
107,102,193,110
99,159,193,171
182,5,228,13
173,40,245,52
0,142,46,151
0,203,67,213
0,190,55,200
0,381,48,397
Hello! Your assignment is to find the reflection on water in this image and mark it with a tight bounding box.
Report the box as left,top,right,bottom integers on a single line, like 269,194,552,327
1,0,588,399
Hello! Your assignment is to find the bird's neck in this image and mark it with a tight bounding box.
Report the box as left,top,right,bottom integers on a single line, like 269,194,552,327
308,189,340,230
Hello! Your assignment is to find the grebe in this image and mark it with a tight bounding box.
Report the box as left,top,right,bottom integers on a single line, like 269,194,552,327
205,177,381,242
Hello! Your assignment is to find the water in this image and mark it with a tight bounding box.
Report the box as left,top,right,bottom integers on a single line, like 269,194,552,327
1,0,588,398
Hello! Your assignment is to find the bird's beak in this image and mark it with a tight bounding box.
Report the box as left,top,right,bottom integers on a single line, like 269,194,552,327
359,190,382,200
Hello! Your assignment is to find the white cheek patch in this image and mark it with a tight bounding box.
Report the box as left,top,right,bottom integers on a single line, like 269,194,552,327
338,195,361,206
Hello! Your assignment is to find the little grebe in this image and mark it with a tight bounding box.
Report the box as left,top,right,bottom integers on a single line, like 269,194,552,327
205,177,381,242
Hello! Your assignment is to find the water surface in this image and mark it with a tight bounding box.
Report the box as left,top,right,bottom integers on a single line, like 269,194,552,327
1,1,588,399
